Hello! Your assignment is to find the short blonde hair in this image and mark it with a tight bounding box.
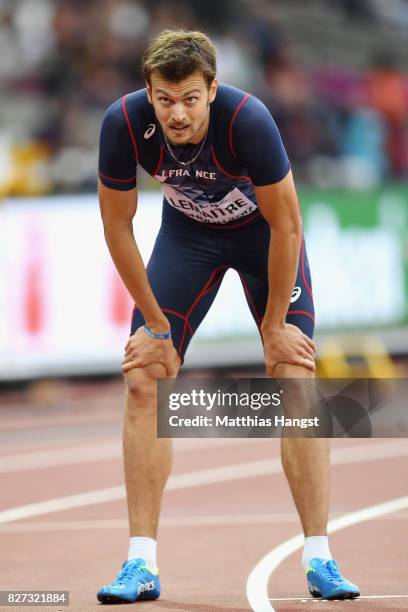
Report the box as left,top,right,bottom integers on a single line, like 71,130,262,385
143,30,217,88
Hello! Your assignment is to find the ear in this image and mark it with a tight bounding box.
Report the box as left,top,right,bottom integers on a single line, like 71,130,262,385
145,81,152,104
208,79,218,104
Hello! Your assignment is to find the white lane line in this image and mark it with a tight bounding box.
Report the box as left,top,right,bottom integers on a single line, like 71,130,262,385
0,437,254,473
0,519,130,532
269,595,408,601
0,441,121,472
3,509,408,533
0,438,406,474
246,495,408,612
0,486,125,524
0,459,283,524
1,514,302,532
0,440,407,525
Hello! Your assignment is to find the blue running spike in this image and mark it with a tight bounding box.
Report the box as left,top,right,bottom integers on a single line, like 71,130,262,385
97,558,160,604
307,558,360,600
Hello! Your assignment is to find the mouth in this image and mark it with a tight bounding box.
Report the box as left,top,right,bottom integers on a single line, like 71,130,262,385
168,125,190,136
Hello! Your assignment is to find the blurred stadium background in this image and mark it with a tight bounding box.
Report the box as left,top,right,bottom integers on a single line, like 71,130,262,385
1,0,408,404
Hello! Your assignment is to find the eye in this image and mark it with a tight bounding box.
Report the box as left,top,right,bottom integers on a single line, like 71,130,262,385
158,97,170,105
186,96,198,104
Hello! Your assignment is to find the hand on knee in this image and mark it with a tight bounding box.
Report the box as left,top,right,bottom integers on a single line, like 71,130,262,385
261,323,316,376
123,325,179,377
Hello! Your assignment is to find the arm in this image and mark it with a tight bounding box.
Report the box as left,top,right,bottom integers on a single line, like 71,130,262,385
98,99,177,374
99,181,169,333
231,94,315,373
99,181,177,374
256,172,315,373
255,171,301,329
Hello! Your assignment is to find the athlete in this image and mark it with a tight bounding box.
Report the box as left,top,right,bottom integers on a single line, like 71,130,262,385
96,30,360,604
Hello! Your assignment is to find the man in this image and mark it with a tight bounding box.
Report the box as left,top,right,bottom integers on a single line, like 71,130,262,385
96,30,360,604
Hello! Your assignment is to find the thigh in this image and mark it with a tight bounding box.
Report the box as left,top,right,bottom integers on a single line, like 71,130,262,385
235,226,315,339
131,224,227,360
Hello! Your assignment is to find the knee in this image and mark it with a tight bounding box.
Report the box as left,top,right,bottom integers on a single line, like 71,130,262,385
124,363,165,399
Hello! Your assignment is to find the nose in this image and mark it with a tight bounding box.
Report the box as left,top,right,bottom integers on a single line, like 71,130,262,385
170,103,186,124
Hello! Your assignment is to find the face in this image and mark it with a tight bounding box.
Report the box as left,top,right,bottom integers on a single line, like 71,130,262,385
146,70,218,145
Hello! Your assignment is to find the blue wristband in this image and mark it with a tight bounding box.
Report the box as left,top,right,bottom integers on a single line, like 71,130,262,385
143,324,172,340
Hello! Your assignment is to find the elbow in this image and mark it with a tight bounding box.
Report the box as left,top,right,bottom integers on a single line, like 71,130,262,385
291,213,303,239
287,222,302,253
288,217,303,253
103,221,132,243
101,216,114,240
289,200,303,237
268,212,303,239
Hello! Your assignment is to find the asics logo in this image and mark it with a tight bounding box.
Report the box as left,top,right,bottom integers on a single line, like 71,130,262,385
137,581,155,595
290,286,301,303
144,124,156,139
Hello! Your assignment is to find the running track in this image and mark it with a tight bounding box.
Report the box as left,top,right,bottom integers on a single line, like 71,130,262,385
0,378,407,611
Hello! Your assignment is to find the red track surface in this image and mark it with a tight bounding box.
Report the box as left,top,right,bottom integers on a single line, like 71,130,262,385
0,379,407,611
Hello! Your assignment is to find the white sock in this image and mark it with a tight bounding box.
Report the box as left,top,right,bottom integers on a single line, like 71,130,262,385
128,537,157,569
302,536,332,571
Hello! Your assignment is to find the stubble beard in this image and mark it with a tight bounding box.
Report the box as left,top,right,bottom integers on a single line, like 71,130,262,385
166,103,210,146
